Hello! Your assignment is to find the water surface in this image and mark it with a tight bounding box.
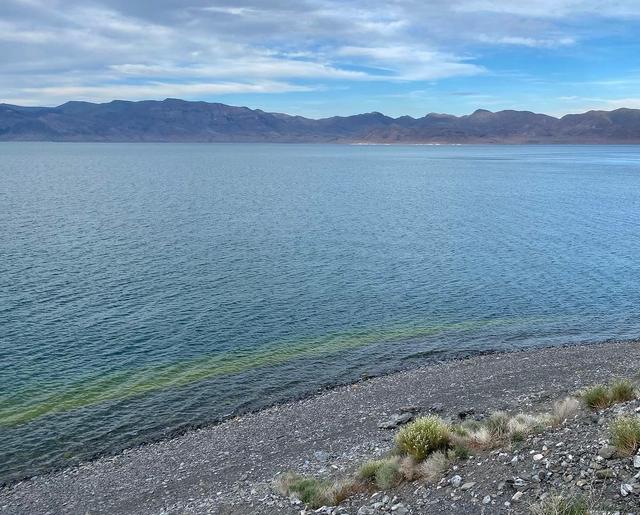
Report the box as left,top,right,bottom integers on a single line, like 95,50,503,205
2,143,640,482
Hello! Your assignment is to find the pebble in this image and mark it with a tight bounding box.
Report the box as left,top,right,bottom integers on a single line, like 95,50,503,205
533,454,544,461
620,483,634,497
482,495,491,504
511,491,524,502
598,446,617,459
460,482,476,491
449,475,462,488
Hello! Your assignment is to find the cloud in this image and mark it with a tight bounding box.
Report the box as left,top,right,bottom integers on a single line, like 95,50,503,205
452,0,640,17
477,35,576,48
336,46,485,80
1,81,315,106
1,0,640,109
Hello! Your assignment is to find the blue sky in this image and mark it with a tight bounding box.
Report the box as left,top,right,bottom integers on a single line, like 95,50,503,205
3,0,640,117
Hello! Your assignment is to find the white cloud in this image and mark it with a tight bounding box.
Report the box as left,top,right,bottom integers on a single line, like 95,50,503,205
336,46,485,80
1,81,316,106
452,0,640,17
477,34,576,48
1,0,639,108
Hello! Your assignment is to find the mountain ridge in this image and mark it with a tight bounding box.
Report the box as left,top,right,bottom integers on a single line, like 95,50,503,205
2,98,640,143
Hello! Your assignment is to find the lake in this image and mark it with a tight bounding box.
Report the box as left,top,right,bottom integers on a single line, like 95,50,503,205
2,143,640,483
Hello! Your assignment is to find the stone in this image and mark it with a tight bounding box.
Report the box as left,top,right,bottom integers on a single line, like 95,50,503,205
510,456,518,465
511,491,524,502
598,446,616,459
357,507,374,515
634,455,640,468
482,495,491,504
595,468,615,479
533,454,544,462
461,482,476,491
430,402,444,413
620,483,634,497
450,475,462,488
378,413,414,429
399,405,420,414
313,451,330,462
457,408,475,420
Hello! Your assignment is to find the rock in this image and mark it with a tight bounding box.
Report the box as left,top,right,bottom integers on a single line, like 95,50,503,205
357,507,374,515
399,406,420,414
634,455,640,468
450,475,462,488
460,482,476,491
391,503,408,514
511,491,524,502
620,483,634,497
598,446,616,459
510,456,518,465
457,408,475,420
313,451,330,462
378,413,414,429
482,495,491,504
595,468,616,479
533,454,544,462
430,402,444,413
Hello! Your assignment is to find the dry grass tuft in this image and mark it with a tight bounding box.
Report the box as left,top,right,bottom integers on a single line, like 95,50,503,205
529,494,591,515
398,455,419,481
610,415,640,456
420,450,449,483
275,473,358,508
486,411,510,439
358,457,401,490
582,385,611,410
550,397,581,427
609,379,636,403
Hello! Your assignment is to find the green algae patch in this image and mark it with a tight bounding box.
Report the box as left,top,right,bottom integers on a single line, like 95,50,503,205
0,316,541,427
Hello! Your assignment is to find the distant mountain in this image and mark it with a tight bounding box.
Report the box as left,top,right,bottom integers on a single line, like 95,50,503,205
2,98,640,143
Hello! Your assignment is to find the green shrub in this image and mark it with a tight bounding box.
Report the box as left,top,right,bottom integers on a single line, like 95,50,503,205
358,458,401,489
610,379,635,403
582,385,611,410
610,415,640,456
396,416,451,461
358,459,385,480
452,443,470,459
374,459,401,489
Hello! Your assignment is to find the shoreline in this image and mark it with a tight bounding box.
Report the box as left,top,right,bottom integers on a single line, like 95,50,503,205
2,338,640,513
0,337,625,487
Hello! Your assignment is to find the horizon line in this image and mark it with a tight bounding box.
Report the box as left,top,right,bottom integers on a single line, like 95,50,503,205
2,97,637,122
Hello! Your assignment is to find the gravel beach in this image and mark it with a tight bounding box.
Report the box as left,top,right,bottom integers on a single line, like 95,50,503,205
2,340,640,515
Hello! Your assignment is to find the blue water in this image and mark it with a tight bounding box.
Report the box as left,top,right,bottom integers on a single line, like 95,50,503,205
2,143,640,483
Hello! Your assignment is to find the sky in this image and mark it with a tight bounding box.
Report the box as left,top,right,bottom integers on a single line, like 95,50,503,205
2,0,640,118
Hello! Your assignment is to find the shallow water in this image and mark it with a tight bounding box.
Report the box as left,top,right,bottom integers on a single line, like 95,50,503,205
2,143,640,482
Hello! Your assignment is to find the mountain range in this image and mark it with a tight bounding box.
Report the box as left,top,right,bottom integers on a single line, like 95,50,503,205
2,98,640,143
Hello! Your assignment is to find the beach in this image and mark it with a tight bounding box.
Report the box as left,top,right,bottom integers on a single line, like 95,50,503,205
2,340,640,514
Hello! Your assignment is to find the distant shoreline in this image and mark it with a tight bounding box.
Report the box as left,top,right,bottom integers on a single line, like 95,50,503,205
3,98,640,144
